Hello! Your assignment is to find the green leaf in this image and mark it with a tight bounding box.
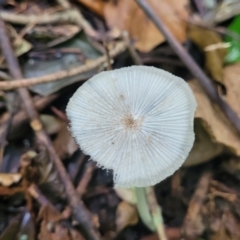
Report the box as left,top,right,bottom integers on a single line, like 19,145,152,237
225,15,240,64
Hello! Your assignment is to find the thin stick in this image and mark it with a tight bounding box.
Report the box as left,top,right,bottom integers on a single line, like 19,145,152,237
0,42,126,90
0,17,100,240
136,0,240,135
182,170,212,239
77,162,96,196
103,42,112,70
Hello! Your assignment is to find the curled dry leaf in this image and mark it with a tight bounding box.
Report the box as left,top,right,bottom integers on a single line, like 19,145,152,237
78,0,188,52
0,173,22,187
188,63,240,156
188,25,227,85
116,201,138,232
183,119,224,167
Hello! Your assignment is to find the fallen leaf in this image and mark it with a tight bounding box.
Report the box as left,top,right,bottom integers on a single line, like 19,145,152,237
225,15,240,64
188,63,240,156
0,173,22,187
115,201,138,232
188,25,227,85
98,0,188,52
53,124,78,159
183,119,224,167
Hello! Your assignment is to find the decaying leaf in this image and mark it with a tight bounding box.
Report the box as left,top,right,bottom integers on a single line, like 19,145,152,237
116,201,138,232
78,0,188,52
53,124,78,160
183,119,224,167
188,25,227,85
188,63,240,156
0,173,22,187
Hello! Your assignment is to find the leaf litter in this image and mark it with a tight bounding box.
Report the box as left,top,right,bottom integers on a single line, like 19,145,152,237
1,0,240,240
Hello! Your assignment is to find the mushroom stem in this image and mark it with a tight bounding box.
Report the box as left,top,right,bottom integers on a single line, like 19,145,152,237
135,187,167,240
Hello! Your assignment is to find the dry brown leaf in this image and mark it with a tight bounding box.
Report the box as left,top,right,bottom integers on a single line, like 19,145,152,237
102,0,188,52
188,25,227,85
0,173,22,187
188,63,240,156
183,119,224,167
53,124,78,159
116,201,138,232
77,0,188,51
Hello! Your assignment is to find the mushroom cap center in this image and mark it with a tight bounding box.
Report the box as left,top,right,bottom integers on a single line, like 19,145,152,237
121,113,142,130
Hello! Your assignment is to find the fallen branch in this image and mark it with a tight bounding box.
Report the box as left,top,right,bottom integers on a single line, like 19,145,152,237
0,41,126,90
136,0,240,135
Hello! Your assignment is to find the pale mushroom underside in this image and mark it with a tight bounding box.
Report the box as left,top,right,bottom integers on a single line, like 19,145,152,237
66,66,197,188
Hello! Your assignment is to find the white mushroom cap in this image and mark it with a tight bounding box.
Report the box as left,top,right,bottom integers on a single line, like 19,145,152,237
66,66,197,188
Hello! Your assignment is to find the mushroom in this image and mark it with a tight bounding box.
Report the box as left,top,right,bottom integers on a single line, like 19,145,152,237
66,65,197,188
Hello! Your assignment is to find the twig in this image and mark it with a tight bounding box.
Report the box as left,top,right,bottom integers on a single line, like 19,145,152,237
77,162,96,196
122,31,142,65
136,0,240,135
0,18,100,240
0,9,77,25
0,41,126,90
0,8,98,39
181,170,212,239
